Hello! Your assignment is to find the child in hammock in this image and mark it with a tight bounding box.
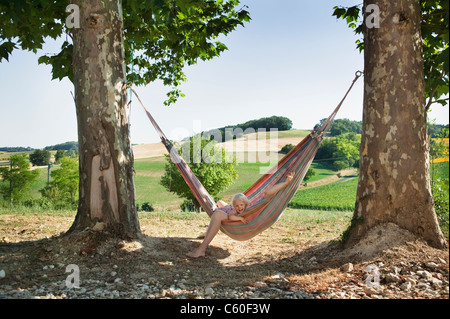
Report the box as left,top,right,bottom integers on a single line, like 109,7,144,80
186,171,295,258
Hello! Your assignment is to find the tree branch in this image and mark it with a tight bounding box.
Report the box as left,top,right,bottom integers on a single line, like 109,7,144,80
421,24,449,31
422,11,449,17
425,70,447,112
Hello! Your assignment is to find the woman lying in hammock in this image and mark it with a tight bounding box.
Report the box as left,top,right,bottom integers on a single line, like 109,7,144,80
186,171,295,258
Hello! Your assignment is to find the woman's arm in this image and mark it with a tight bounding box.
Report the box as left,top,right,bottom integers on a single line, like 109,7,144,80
264,171,295,198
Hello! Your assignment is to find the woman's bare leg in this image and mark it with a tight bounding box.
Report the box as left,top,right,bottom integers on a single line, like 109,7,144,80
198,201,228,238
187,211,228,258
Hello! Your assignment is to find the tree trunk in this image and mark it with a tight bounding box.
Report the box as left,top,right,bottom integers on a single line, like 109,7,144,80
68,0,140,237
345,0,447,248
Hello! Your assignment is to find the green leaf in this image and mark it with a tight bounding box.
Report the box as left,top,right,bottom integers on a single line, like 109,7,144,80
0,41,17,62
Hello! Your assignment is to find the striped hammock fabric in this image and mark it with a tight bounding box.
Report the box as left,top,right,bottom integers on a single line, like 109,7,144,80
131,72,361,241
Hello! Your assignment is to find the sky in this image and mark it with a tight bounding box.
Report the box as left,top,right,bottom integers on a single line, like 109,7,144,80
0,0,448,149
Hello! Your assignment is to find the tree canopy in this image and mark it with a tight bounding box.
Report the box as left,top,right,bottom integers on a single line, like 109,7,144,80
326,118,362,137
40,156,79,207
202,116,293,142
160,135,238,210
0,0,250,105
315,132,361,171
0,154,40,203
44,141,78,152
332,0,449,109
29,149,50,166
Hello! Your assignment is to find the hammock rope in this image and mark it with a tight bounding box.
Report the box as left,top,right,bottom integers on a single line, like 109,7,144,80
130,71,362,241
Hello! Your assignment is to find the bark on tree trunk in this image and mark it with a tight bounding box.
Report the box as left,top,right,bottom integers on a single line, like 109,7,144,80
345,0,447,249
68,0,140,237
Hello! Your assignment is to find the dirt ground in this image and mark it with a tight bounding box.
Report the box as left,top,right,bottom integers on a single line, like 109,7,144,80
0,212,448,299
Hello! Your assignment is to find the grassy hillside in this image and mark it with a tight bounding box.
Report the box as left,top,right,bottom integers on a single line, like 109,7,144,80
1,130,448,217
290,161,449,212
133,157,181,210
432,161,449,180
131,158,335,210
5,155,448,211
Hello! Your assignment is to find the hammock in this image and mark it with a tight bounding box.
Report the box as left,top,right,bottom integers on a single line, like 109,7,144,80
131,71,362,241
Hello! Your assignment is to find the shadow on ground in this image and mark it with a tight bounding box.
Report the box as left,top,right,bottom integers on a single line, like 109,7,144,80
0,222,448,298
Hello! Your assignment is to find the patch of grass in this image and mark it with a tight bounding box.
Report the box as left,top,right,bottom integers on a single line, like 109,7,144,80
267,208,353,243
134,157,166,172
28,167,50,198
219,162,263,198
289,178,358,211
0,204,75,217
281,208,352,225
139,210,208,222
277,129,311,138
305,162,338,183
131,157,183,210
431,161,449,180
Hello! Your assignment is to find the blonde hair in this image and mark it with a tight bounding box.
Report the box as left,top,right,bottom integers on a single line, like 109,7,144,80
232,193,249,206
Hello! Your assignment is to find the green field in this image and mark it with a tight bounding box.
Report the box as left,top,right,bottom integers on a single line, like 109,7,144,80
7,155,345,210
2,151,448,215
133,157,181,210
132,158,336,209
289,178,358,211
304,161,339,183
290,161,449,212
432,161,449,180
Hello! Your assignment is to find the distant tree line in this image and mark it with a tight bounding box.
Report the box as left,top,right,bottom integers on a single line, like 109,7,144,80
0,146,34,152
1,141,79,153
326,120,449,139
312,119,449,171
237,116,293,131
202,116,293,142
327,119,362,137
313,118,362,137
428,123,449,138
44,141,79,152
